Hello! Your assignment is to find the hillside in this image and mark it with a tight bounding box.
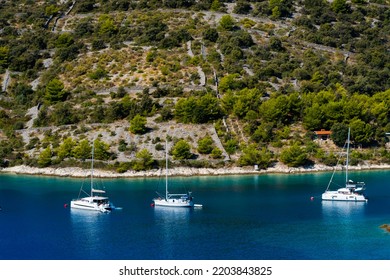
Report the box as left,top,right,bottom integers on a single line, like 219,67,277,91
0,0,389,174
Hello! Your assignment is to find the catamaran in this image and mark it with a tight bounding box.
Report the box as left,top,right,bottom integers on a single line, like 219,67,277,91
322,127,367,202
70,140,113,213
152,140,202,208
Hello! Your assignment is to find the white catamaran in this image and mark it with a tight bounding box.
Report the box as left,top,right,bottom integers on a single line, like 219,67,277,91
70,140,113,213
322,127,367,202
152,140,202,208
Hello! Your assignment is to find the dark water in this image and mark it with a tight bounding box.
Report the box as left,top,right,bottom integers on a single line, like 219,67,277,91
0,170,389,260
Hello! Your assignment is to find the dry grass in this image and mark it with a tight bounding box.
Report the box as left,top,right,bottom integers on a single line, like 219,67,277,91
59,41,203,92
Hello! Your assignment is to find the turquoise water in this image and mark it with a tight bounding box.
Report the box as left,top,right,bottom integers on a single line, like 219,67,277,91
0,170,389,260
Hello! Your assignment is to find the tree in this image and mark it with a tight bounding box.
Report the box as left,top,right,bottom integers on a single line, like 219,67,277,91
219,74,244,93
197,135,215,154
138,17,168,44
203,28,219,42
94,138,111,160
98,15,118,37
175,96,196,123
331,0,350,13
76,0,95,13
91,39,106,51
330,123,348,147
129,114,147,134
72,139,92,160
12,82,34,106
238,144,272,168
269,0,294,18
211,147,223,159
175,95,223,124
228,88,263,119
159,106,173,122
219,15,235,31
271,6,282,19
45,5,60,16
172,140,192,160
38,147,52,167
252,122,274,143
105,101,127,122
0,46,9,68
74,20,94,38
51,103,79,125
303,103,324,131
45,78,66,104
280,142,309,167
55,33,74,48
194,94,223,123
174,28,193,43
56,44,80,62
57,137,76,161
350,119,373,146
133,149,154,171
233,1,252,14
258,95,292,124
9,49,40,72
232,30,254,48
225,139,239,155
269,37,284,51
210,0,222,11
89,67,108,80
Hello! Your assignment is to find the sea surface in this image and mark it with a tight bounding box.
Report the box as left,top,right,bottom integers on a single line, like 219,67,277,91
0,170,389,260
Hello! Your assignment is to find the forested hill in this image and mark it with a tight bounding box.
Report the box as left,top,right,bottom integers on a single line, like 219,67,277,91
0,0,389,172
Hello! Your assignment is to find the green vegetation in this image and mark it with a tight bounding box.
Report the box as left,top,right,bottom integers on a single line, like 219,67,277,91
280,142,310,167
197,135,215,154
172,140,193,160
129,114,148,134
38,147,52,167
0,0,389,172
133,149,155,171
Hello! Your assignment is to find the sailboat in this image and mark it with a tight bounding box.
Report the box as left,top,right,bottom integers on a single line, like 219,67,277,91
322,127,367,202
152,140,202,208
70,140,113,212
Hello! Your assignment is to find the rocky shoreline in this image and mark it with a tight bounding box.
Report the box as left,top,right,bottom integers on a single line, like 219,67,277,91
1,162,390,178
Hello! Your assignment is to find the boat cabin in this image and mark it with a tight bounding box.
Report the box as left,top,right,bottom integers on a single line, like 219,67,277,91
337,188,352,195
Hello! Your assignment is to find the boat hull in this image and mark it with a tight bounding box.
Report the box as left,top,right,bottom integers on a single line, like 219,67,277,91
70,197,112,212
322,191,367,202
153,198,194,208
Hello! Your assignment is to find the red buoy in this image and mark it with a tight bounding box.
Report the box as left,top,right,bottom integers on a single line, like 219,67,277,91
64,203,68,208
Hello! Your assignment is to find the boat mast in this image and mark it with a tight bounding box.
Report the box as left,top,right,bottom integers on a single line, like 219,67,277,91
165,138,168,200
90,139,95,196
346,127,350,184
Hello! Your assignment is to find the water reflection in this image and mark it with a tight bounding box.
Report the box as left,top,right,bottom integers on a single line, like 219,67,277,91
321,200,366,219
69,209,110,258
153,207,191,221
153,207,192,258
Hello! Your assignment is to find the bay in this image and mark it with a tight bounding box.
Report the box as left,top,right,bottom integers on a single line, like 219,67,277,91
0,170,389,260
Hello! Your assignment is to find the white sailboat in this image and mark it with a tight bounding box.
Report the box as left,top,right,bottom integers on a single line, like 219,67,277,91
322,127,367,202
70,140,113,213
152,140,202,208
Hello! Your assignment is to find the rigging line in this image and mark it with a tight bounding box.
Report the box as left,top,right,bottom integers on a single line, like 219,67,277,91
326,138,347,191
77,170,89,199
79,178,90,197
326,168,337,191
